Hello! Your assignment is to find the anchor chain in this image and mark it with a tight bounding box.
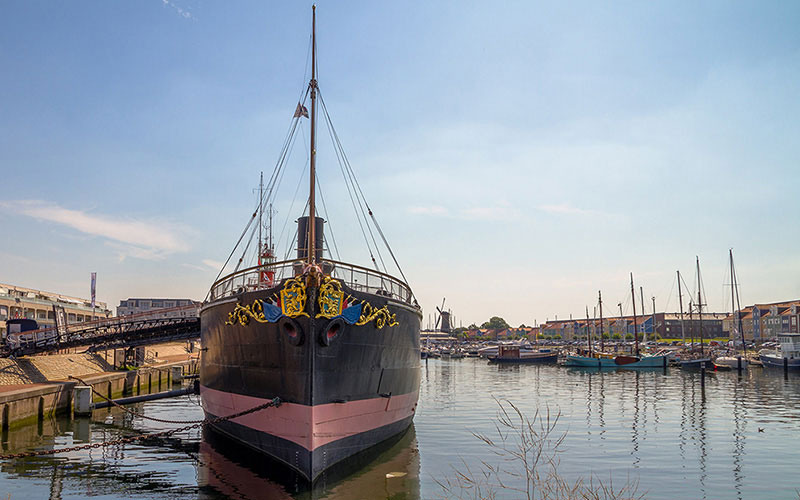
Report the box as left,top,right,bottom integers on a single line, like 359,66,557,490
0,382,281,459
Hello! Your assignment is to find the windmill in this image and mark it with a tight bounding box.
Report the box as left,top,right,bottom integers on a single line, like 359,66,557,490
435,298,452,333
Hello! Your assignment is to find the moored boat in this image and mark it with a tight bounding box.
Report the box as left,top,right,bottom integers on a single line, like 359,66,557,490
488,345,558,364
759,333,800,370
200,7,421,482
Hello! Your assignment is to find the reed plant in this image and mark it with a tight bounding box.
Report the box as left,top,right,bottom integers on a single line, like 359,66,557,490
436,398,644,500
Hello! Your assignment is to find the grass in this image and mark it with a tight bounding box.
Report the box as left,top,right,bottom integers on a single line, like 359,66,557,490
436,398,644,500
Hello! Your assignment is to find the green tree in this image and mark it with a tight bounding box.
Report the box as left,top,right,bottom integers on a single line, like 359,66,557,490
625,333,634,340
481,316,510,331
612,333,621,340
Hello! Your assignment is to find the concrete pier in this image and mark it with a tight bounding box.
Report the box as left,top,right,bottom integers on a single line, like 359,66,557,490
0,358,198,431
73,386,92,416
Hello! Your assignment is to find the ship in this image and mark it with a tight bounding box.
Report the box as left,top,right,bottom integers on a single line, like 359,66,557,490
199,6,421,482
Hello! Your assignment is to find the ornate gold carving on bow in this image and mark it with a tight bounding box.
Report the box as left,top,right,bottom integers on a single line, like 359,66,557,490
314,275,398,329
225,300,268,326
316,276,345,319
356,302,398,329
280,276,310,318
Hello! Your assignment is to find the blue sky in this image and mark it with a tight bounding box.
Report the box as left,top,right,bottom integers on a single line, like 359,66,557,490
1,1,799,326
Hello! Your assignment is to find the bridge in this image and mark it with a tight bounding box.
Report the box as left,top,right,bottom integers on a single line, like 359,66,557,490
3,305,200,357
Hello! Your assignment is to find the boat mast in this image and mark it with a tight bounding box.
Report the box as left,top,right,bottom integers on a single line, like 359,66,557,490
677,270,686,345
308,5,318,265
652,296,656,344
696,256,704,357
585,305,591,357
598,290,604,352
731,249,747,356
639,286,646,344
630,273,639,356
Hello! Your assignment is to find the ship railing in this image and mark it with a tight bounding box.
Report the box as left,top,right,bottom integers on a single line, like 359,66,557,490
209,258,414,305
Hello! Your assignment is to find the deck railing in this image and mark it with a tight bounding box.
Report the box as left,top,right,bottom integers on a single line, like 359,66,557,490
209,258,415,305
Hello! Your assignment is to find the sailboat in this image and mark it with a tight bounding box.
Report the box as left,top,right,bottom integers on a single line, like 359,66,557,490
714,249,749,370
199,7,421,482
564,280,668,369
678,257,713,370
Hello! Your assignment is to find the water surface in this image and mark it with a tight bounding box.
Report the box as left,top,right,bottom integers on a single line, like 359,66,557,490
0,362,798,499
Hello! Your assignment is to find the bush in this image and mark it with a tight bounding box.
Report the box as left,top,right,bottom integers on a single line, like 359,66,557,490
625,333,634,340
612,333,621,340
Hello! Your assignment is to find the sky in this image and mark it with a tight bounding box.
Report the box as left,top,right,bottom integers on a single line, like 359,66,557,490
1,1,799,327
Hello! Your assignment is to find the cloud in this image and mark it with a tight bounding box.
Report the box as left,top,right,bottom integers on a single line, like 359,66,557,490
460,205,519,221
202,259,225,270
2,200,190,260
161,0,193,20
408,205,448,216
538,203,591,215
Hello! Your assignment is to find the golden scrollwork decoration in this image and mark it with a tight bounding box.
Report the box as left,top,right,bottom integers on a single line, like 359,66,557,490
280,276,310,318
356,302,399,329
225,300,269,326
316,276,345,319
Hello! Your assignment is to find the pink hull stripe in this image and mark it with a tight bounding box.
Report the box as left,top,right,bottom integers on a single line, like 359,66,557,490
200,385,418,451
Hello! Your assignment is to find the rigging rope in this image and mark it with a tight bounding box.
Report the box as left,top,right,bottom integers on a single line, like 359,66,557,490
316,172,341,261
319,91,388,273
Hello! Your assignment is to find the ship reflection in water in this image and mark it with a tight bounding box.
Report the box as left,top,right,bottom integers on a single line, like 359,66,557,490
197,426,420,500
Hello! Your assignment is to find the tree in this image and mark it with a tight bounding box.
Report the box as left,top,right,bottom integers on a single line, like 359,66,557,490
625,333,634,340
481,316,510,331
612,333,621,340
518,323,528,329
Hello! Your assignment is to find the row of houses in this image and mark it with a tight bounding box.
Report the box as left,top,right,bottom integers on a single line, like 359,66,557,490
458,300,800,342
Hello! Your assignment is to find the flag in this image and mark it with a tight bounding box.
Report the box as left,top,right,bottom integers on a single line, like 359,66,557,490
91,272,96,309
294,102,309,118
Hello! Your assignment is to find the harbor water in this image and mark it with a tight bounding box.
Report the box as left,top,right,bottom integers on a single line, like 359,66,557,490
1,360,799,499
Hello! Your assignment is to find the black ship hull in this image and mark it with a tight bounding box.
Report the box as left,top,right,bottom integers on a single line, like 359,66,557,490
200,275,421,482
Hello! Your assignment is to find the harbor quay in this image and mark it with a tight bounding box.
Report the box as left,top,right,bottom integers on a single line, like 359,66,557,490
0,341,198,433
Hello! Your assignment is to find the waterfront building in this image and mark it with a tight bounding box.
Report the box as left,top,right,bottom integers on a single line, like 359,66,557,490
0,282,111,336
116,298,201,318
539,312,725,341
725,301,800,340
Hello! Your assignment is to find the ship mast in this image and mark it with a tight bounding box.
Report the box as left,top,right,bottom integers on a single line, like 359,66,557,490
677,270,686,345
308,5,318,265
697,256,704,357
630,273,640,357
598,290,604,352
258,171,263,268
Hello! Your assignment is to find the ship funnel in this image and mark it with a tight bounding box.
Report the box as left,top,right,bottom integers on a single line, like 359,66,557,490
297,216,325,262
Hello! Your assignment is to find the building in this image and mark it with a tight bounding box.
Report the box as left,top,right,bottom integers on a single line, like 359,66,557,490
117,298,201,318
0,282,111,336
539,311,726,341
725,300,800,340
